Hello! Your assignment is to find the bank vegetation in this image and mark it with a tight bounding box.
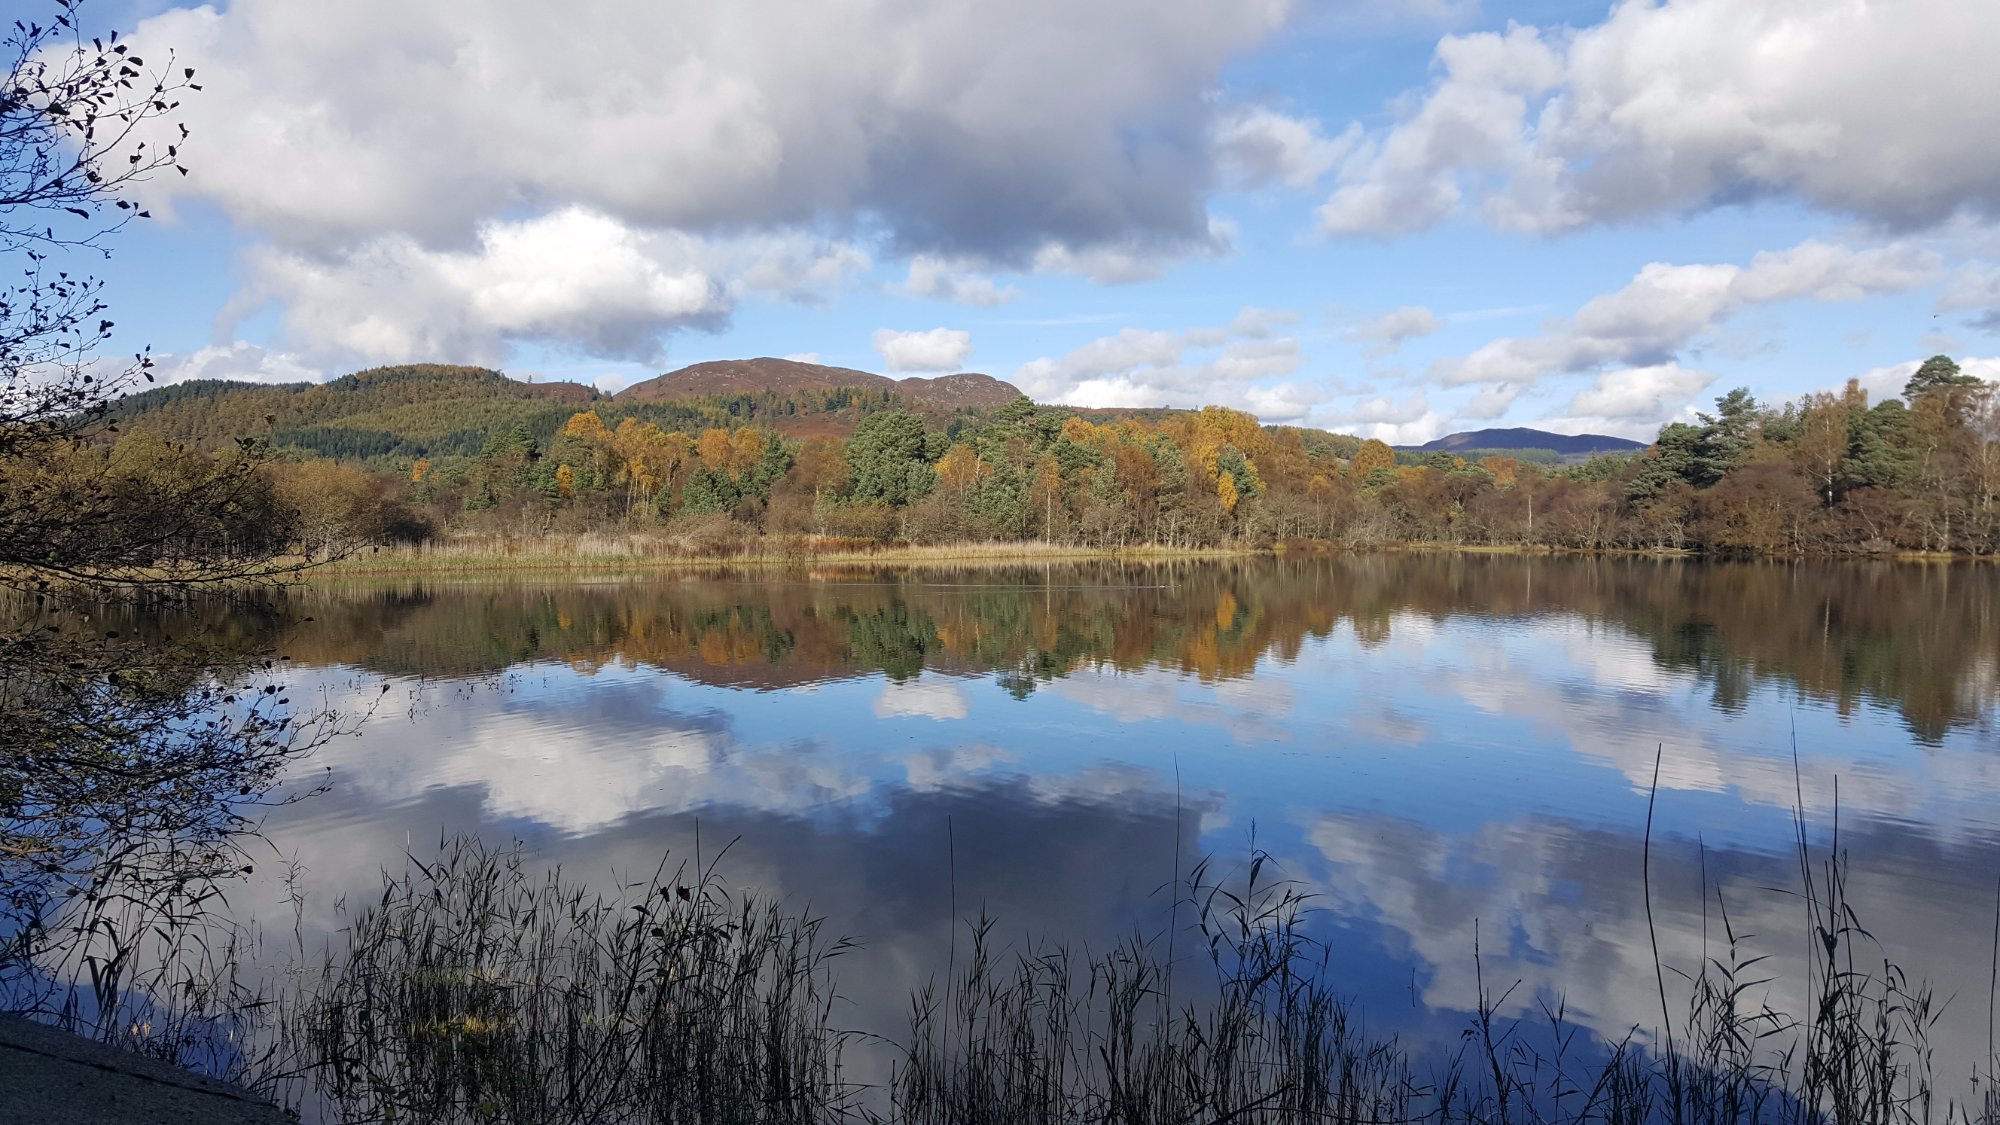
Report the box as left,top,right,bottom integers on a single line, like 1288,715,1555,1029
90,357,2000,570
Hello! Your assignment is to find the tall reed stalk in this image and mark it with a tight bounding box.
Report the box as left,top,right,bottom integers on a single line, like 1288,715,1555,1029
257,816,1987,1124
267,837,854,1124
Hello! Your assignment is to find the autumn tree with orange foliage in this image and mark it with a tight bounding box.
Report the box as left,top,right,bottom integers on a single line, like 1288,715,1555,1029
1349,439,1396,482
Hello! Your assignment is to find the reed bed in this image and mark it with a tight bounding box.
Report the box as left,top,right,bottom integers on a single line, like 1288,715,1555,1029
259,820,1988,1125
889,852,1422,1125
265,837,853,1124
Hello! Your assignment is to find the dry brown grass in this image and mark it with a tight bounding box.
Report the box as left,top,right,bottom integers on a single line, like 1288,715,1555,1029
312,533,1256,576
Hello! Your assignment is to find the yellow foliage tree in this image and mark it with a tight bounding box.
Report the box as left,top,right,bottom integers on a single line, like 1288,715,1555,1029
696,428,735,475
1481,455,1519,487
935,441,990,498
560,411,610,441
611,419,690,517
1350,438,1395,477
729,427,767,479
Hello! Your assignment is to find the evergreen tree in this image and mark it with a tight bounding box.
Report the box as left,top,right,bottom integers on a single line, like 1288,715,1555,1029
1904,355,1980,402
847,411,936,505
1695,388,1760,485
679,465,740,514
1627,422,1705,500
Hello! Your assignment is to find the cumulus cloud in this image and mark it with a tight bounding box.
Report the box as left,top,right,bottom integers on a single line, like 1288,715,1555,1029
116,0,1295,369
1316,0,2000,237
1455,381,1523,421
1314,391,1451,444
894,257,1018,307
154,341,323,385
1345,305,1442,355
873,327,974,373
1213,106,1355,190
1227,306,1302,339
130,0,1285,258
1029,218,1237,284
1432,240,1940,388
1009,308,1315,420
1939,265,2000,333
1538,363,1716,439
238,209,743,366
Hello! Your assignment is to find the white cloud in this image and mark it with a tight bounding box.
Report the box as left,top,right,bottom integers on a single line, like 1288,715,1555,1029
1433,240,1940,388
1352,413,1452,446
1939,265,2000,333
131,0,1285,258
234,211,880,367
1345,305,1443,356
1213,106,1355,190
1326,391,1432,427
120,0,1293,366
1029,217,1237,284
153,342,323,385
1538,363,1715,439
1316,0,2000,237
1009,308,1317,421
239,209,742,366
728,239,873,304
1209,338,1303,382
781,352,823,364
1313,392,1450,444
894,257,1019,307
1227,307,1302,339
1456,381,1523,421
872,327,974,373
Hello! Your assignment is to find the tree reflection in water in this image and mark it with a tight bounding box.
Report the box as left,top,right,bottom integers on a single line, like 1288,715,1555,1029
0,590,359,1072
278,556,2000,742
7,555,1999,1116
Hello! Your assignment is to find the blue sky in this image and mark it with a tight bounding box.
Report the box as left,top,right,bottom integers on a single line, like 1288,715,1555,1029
80,0,2000,441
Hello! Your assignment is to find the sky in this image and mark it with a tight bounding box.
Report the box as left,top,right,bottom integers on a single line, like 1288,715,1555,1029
69,0,2000,442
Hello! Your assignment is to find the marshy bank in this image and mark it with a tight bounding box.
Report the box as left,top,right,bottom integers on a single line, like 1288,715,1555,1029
299,532,2000,580
310,532,1255,577
245,823,1975,1124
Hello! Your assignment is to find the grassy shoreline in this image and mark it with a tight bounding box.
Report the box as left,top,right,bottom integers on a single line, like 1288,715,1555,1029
308,533,1992,578
312,536,1255,576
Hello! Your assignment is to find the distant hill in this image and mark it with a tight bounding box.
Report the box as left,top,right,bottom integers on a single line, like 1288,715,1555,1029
1405,427,1645,456
107,359,1026,465
616,357,1022,409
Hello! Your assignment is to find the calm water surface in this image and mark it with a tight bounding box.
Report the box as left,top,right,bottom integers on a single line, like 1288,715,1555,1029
222,556,2000,1091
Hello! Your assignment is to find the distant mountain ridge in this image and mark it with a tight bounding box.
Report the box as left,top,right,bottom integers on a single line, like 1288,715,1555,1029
1404,427,1645,456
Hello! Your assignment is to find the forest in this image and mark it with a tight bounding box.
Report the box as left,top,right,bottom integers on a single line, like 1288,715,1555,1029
90,355,2000,558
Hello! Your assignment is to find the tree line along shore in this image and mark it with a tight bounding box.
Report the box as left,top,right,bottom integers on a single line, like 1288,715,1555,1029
47,355,2000,567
